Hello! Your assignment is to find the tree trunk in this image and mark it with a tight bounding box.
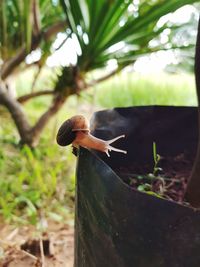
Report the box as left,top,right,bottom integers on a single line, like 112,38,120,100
0,83,68,147
184,16,200,207
0,83,32,145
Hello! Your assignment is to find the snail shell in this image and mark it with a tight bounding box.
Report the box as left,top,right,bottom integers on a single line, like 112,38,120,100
56,115,89,146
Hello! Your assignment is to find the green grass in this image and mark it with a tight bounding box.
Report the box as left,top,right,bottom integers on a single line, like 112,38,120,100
92,72,197,107
0,101,78,226
0,146,75,225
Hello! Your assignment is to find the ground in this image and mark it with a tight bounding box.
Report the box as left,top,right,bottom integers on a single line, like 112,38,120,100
0,221,74,267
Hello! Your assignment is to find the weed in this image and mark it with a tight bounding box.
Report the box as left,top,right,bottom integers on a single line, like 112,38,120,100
152,141,162,176
128,142,166,198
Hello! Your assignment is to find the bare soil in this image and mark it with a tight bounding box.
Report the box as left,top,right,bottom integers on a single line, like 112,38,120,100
0,221,74,267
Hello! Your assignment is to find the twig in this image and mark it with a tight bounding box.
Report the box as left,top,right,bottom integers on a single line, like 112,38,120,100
21,249,38,261
17,90,54,103
120,172,181,183
6,228,19,241
86,67,121,88
31,65,42,93
55,35,69,51
32,0,41,36
39,238,45,267
1,21,66,80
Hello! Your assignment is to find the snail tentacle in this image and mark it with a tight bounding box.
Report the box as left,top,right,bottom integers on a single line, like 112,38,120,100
107,145,127,154
106,134,125,145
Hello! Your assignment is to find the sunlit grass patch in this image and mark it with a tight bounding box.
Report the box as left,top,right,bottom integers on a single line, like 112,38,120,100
93,72,197,108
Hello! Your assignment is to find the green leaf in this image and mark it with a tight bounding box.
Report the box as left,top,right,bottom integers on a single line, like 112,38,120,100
146,191,163,198
153,141,157,164
24,0,32,52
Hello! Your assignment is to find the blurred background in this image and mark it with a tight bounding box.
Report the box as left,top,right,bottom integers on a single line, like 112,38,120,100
0,0,199,228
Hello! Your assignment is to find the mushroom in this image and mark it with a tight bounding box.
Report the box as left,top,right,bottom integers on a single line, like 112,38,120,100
56,115,127,157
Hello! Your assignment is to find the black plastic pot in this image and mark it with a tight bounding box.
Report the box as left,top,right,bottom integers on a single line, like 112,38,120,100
75,106,200,267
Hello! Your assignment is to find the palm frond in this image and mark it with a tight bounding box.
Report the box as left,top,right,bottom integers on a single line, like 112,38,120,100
60,0,200,72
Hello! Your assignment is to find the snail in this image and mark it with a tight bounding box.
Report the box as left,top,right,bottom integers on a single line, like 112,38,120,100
56,115,127,157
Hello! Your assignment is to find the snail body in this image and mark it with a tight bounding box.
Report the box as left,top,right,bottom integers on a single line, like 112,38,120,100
56,115,127,157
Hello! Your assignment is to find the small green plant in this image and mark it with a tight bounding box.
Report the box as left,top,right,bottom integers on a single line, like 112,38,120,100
152,141,162,176
128,142,186,202
128,142,166,198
